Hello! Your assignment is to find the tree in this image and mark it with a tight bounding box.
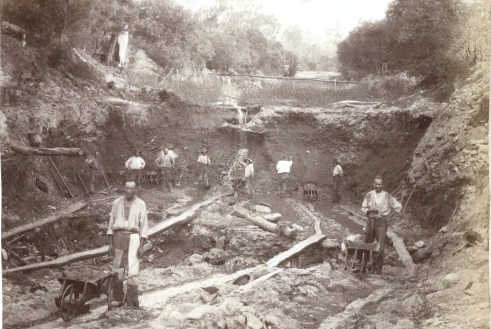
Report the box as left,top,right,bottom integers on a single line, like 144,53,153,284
337,0,466,86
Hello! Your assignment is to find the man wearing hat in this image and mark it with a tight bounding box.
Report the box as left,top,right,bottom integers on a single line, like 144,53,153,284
197,148,211,188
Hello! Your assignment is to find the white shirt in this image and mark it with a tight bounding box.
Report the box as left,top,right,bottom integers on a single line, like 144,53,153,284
125,156,146,170
333,164,343,176
276,160,292,174
197,155,211,165
362,190,402,217
245,163,254,178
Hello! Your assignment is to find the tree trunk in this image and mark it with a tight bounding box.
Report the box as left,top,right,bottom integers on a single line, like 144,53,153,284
232,208,297,238
267,233,327,267
9,144,84,156
2,201,87,240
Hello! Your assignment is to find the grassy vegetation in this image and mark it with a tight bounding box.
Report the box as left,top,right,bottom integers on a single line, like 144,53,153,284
238,75,420,107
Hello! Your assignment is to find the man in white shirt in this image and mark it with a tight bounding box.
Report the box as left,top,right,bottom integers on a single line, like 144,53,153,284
197,148,211,188
332,158,343,203
125,150,146,186
244,158,254,197
276,155,293,198
155,147,175,192
107,180,148,308
359,176,402,274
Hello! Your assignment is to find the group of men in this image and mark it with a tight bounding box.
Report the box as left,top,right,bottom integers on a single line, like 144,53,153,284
104,153,402,308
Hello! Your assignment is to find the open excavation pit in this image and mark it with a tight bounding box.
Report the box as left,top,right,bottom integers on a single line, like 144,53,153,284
2,94,446,329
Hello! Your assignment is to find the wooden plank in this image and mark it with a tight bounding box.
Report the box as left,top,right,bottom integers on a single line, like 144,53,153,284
9,144,84,156
295,201,322,235
1,201,87,240
386,228,418,277
267,234,326,267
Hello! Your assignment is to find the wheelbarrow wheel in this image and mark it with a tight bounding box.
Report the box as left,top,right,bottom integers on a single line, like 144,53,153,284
106,276,114,311
60,284,78,322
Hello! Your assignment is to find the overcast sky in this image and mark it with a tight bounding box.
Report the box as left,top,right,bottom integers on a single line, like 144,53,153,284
175,0,393,40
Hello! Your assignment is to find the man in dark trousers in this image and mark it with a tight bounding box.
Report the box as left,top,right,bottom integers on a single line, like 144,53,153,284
360,176,402,274
107,180,149,308
155,147,175,192
332,158,343,203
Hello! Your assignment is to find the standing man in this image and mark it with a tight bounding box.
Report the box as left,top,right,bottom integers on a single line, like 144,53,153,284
332,158,343,203
244,158,254,197
107,180,148,308
197,148,211,188
276,155,293,198
85,151,100,194
125,150,145,186
360,176,402,274
155,147,175,192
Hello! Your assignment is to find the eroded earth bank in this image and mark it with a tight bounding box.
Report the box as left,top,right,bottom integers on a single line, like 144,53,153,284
1,36,489,329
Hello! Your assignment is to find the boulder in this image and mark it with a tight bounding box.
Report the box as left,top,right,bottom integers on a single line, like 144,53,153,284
185,305,213,320
443,273,459,287
254,205,272,213
246,312,263,329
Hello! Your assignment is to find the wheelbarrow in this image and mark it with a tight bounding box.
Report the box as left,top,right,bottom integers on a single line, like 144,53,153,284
55,270,115,321
343,239,378,275
302,182,318,201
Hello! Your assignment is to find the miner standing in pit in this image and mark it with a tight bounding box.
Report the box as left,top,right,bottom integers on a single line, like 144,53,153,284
155,147,175,192
332,158,343,203
360,176,402,274
125,150,146,186
276,155,293,198
107,180,149,308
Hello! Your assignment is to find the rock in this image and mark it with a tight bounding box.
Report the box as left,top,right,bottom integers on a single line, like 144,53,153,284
443,273,459,286
264,314,281,327
200,292,218,303
415,240,425,248
187,254,204,265
263,213,282,222
185,305,213,320
440,225,449,233
401,294,423,316
169,310,186,322
395,319,415,328
219,298,244,316
246,312,263,329
254,205,271,213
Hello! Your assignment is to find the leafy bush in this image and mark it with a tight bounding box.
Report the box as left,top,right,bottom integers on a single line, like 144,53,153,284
337,0,473,92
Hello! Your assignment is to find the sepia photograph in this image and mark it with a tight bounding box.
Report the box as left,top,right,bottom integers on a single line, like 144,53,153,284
0,0,489,328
